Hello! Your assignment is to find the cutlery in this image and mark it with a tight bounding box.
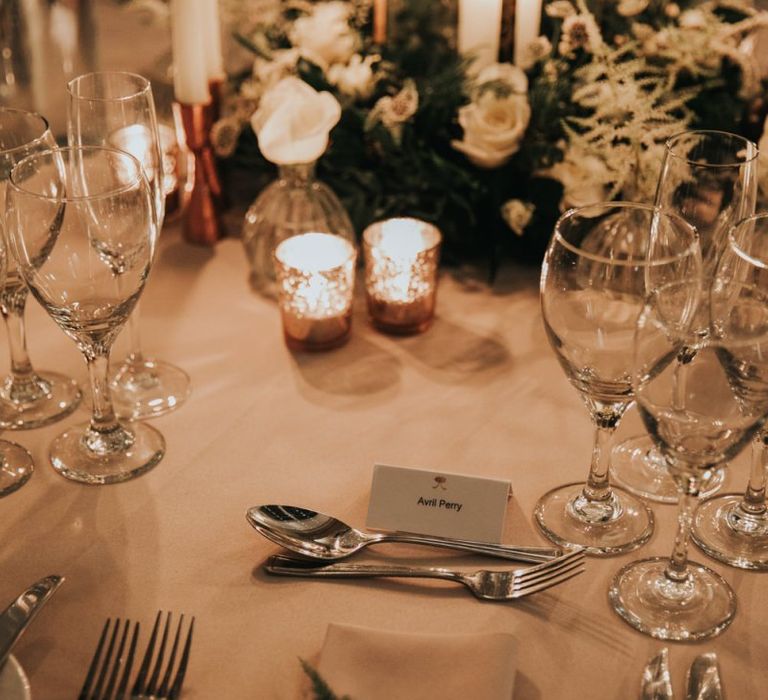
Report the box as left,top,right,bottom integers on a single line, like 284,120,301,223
264,548,585,600
79,611,194,700
641,648,674,700
686,653,724,700
0,574,64,670
247,504,561,563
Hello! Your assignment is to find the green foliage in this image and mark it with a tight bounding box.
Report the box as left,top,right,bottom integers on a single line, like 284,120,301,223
300,659,352,700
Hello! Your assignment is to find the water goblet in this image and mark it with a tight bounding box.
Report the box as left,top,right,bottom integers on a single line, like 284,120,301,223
612,130,758,503
691,212,768,570
67,71,191,420
536,202,700,554
5,146,165,483
610,267,768,640
0,107,82,430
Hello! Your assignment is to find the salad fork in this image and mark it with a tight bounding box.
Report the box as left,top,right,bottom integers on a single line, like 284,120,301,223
265,548,585,600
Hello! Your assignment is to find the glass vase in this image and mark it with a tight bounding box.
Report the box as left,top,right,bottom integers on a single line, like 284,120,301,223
242,162,355,297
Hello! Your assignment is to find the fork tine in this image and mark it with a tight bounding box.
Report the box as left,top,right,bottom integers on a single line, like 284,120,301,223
145,612,172,696
515,553,585,589
79,618,111,700
114,622,139,700
131,611,162,697
515,560,585,597
168,616,194,700
91,618,122,700
157,615,184,697
513,548,585,585
102,620,131,699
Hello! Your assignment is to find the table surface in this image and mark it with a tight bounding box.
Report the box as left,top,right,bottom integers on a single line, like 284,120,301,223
1,2,767,699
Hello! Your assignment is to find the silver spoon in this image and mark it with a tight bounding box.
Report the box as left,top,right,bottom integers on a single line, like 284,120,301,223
246,505,562,563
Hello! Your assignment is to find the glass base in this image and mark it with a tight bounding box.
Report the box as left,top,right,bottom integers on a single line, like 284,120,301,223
110,357,190,421
609,556,736,641
0,371,82,430
534,481,654,555
49,421,165,484
612,435,726,504
692,494,768,570
0,440,34,497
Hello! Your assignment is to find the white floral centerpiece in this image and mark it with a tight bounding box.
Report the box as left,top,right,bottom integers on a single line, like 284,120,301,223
214,0,768,268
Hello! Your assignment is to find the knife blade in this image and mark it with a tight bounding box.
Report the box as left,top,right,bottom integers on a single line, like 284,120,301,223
0,575,64,669
641,647,674,700
686,653,724,700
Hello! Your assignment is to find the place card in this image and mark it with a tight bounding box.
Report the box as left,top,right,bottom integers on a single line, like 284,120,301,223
366,464,511,542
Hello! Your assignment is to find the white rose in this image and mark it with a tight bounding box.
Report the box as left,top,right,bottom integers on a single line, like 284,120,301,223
327,54,379,100
251,77,341,165
475,62,528,94
451,92,531,169
617,0,648,17
289,1,357,69
501,199,535,236
545,151,608,211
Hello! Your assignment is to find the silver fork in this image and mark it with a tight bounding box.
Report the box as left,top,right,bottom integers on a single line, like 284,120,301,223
265,548,585,600
78,612,194,700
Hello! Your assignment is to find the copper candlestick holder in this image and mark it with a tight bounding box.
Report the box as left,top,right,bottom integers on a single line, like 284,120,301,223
178,101,225,246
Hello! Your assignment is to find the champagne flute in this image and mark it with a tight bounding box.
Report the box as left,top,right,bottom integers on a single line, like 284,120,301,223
5,146,165,483
0,108,82,429
536,202,700,554
67,71,191,420
610,263,768,640
612,130,758,503
691,212,768,570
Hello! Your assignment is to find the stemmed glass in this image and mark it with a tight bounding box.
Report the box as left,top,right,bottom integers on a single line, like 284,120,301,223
536,202,700,554
0,108,82,430
5,146,165,483
612,130,758,503
610,255,768,640
67,71,191,420
691,212,768,570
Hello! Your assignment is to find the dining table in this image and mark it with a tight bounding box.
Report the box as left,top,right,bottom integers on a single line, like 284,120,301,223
1,218,767,699
1,1,767,698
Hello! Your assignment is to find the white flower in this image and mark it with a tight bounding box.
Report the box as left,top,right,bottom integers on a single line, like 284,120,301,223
679,10,707,29
251,77,341,165
545,149,609,211
519,36,553,70
367,80,419,143
501,199,535,236
327,54,379,100
289,1,357,69
558,13,602,57
617,0,648,17
253,49,299,89
475,62,528,95
451,91,531,169
546,1,576,19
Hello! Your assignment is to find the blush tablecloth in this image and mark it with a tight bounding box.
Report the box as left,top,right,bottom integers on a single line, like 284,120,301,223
1,225,766,699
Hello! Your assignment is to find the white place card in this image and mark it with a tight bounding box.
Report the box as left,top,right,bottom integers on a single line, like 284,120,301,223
366,464,511,542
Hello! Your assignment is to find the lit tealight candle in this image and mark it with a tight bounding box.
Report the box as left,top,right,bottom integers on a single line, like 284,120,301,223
274,233,357,351
363,218,442,335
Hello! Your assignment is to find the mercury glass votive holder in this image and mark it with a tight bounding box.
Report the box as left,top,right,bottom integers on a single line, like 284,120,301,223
363,217,442,334
274,232,357,351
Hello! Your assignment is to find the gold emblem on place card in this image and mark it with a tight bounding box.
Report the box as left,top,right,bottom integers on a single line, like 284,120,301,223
433,476,447,490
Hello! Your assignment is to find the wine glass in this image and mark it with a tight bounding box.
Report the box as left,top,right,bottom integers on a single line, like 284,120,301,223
691,212,768,570
610,263,768,640
0,108,82,430
67,71,191,420
536,202,700,554
5,146,165,483
612,130,758,503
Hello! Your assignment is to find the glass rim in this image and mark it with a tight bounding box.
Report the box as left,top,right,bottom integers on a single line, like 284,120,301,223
0,108,51,157
274,232,357,274
665,129,759,167
8,145,146,203
553,201,700,267
66,71,152,103
362,217,442,253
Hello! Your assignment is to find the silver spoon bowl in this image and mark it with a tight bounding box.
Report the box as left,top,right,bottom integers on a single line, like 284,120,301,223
246,505,561,563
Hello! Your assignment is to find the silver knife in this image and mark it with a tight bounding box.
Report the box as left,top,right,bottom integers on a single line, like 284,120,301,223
0,575,64,669
641,647,674,700
686,653,724,700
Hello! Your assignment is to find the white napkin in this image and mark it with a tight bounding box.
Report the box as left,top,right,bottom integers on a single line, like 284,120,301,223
316,623,517,700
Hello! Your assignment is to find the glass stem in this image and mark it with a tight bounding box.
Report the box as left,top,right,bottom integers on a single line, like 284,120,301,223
86,351,120,435
4,304,34,379
582,422,616,503
665,478,699,582
126,300,144,364
741,433,768,517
